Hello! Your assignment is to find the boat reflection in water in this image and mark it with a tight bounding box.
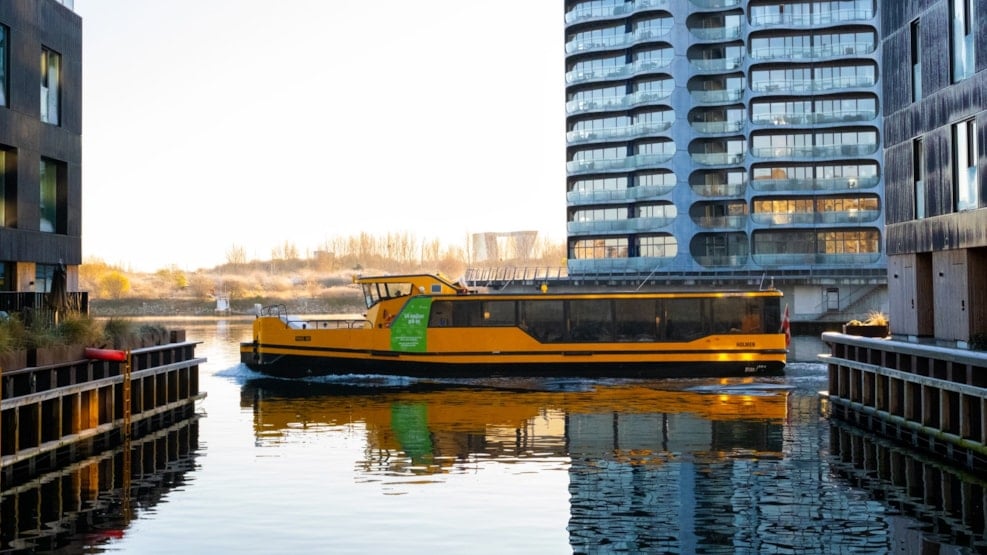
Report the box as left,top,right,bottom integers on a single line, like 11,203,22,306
240,376,797,551
0,417,200,553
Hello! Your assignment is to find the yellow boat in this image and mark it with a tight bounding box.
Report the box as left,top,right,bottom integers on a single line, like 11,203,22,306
239,273,788,378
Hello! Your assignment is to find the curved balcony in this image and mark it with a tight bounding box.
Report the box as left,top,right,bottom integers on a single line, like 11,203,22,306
750,210,881,226
689,25,742,42
565,0,671,25
692,214,747,229
568,216,675,234
567,153,675,174
689,56,743,72
750,175,879,192
567,121,673,145
566,28,671,55
568,183,675,204
751,252,882,266
694,254,749,267
690,89,744,104
751,108,878,126
566,89,673,115
751,143,879,159
750,41,876,62
691,152,745,165
689,0,743,9
690,120,743,134
568,256,672,275
749,7,875,29
751,74,877,94
691,183,745,197
566,57,672,86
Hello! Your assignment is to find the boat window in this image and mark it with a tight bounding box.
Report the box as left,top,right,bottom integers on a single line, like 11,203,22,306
568,299,613,341
430,301,454,327
362,282,414,308
519,300,565,342
664,298,709,341
441,300,517,327
614,299,660,341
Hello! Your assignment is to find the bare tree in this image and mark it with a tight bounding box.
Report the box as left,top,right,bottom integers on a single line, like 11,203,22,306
226,244,247,267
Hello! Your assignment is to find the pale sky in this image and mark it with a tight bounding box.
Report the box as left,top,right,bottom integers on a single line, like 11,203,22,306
75,0,566,272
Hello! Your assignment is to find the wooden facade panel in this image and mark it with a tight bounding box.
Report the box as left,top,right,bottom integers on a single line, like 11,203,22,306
933,249,970,342
883,142,913,224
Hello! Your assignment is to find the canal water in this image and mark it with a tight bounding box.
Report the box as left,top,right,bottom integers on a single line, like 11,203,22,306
2,317,985,554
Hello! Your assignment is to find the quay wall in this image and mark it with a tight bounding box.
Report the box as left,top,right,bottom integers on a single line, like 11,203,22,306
1,341,205,483
821,332,987,471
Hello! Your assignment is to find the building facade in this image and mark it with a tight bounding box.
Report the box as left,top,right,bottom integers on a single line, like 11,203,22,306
882,0,986,346
0,0,81,295
563,0,885,322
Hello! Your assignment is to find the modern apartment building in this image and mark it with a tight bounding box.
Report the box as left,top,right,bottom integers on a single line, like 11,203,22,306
563,0,885,322
882,0,986,346
0,0,82,298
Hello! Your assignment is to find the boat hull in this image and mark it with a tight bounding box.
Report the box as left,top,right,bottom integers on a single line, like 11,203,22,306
239,343,787,379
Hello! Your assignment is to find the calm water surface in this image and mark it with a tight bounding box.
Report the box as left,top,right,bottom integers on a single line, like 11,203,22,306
4,317,985,554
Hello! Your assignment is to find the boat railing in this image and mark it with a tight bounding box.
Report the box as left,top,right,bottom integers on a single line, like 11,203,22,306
283,317,369,330
259,304,368,329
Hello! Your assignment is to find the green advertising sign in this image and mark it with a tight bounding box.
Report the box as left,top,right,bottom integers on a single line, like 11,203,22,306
390,296,431,352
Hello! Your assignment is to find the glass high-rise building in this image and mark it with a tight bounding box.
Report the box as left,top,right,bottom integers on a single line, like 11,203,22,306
564,0,885,321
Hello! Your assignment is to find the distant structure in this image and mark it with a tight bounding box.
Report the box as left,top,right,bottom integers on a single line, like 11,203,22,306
471,231,539,264
881,0,986,346
563,0,886,323
0,1,83,302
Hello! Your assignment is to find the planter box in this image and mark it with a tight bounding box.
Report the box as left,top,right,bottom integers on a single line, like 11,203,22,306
842,324,889,338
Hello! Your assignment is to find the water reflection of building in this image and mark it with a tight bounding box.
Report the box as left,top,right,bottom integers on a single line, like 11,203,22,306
1,417,199,552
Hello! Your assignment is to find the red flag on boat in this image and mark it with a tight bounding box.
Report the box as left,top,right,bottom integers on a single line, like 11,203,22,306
779,304,791,348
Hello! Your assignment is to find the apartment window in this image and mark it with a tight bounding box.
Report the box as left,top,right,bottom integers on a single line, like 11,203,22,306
954,119,979,210
952,0,975,82
911,20,921,101
40,157,65,233
571,238,628,260
636,235,677,258
41,47,61,125
1,25,8,106
913,138,925,219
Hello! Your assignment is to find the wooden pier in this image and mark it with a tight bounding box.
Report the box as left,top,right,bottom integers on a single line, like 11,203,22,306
1,341,205,483
821,332,987,471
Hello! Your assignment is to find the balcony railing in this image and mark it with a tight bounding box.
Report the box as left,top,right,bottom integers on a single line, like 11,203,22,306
565,0,671,24
691,120,744,134
690,26,742,41
751,75,876,93
749,8,875,28
690,89,744,104
568,216,676,234
751,252,882,266
691,182,746,196
568,257,672,275
568,183,675,204
692,214,748,229
689,57,743,72
751,109,878,126
750,175,879,192
694,254,749,267
567,153,675,174
566,89,672,115
750,42,876,61
691,152,745,165
566,57,672,85
567,121,673,144
565,28,671,54
750,210,881,226
750,143,879,159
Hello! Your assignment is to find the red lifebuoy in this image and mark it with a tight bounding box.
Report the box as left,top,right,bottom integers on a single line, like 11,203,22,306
84,347,128,361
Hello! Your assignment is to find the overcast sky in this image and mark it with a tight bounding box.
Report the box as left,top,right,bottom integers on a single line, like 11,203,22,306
75,0,566,272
